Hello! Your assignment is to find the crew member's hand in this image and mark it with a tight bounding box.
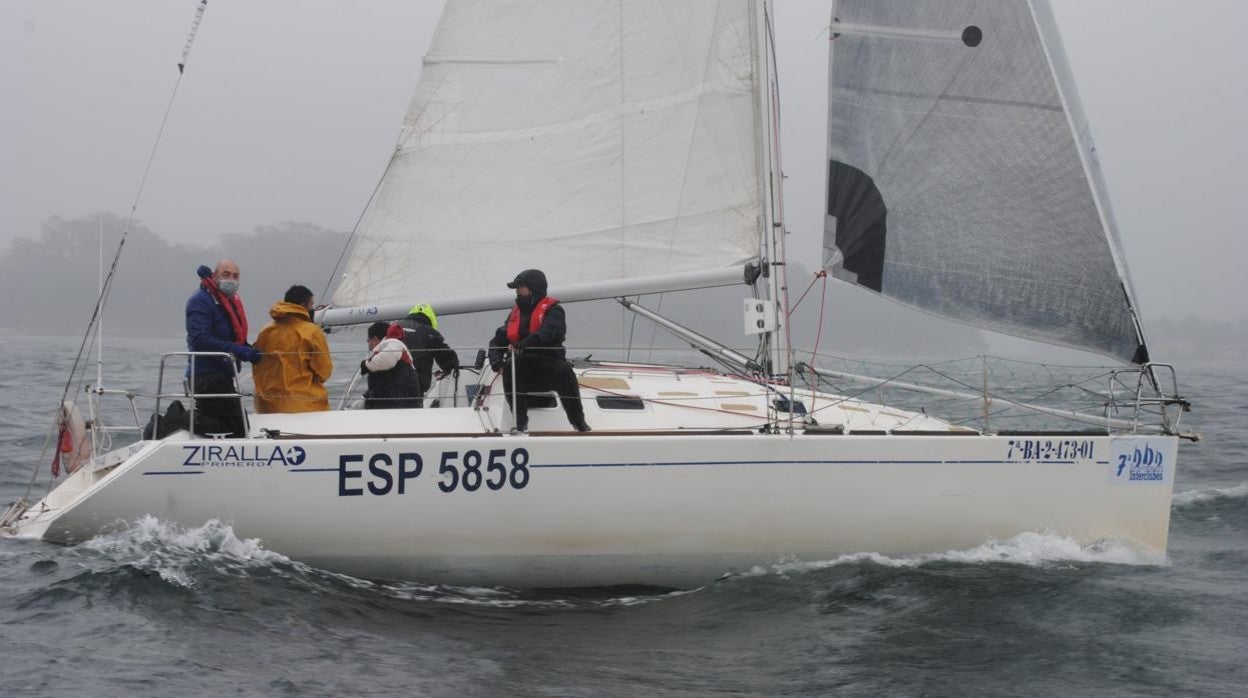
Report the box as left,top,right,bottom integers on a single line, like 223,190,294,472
237,345,262,364
359,360,371,375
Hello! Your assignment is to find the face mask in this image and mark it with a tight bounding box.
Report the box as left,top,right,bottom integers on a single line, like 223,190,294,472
217,279,240,296
516,294,536,310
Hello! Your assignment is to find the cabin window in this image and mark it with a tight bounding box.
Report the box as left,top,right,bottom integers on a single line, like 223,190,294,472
596,395,646,410
773,397,807,415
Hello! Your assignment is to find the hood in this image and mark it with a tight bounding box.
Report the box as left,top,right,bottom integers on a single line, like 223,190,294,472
269,301,311,322
506,268,548,298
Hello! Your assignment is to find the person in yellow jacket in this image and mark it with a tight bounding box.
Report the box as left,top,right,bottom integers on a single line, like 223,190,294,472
252,285,333,413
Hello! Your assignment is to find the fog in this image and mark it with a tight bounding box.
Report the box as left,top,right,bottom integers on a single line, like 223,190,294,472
3,1,1246,363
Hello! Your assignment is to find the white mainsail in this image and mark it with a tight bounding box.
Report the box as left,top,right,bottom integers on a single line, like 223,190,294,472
330,0,764,316
822,0,1149,364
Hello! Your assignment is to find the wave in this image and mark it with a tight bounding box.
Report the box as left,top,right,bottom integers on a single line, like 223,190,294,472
736,531,1166,579
1172,483,1248,507
365,579,694,609
79,515,290,588
72,517,686,608
68,521,1174,603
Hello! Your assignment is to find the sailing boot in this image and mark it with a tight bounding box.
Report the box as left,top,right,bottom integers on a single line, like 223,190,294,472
564,392,590,432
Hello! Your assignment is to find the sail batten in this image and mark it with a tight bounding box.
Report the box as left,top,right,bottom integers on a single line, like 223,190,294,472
331,0,763,310
823,0,1148,363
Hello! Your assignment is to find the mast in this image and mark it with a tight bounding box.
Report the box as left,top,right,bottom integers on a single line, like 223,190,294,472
96,215,104,391
756,0,789,378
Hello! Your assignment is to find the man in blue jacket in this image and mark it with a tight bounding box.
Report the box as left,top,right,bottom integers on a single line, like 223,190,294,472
186,260,261,437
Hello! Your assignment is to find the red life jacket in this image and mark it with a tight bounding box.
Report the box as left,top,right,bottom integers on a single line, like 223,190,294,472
506,296,559,345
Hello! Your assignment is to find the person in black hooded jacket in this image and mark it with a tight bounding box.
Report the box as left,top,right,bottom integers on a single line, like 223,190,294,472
487,269,590,432
395,304,459,404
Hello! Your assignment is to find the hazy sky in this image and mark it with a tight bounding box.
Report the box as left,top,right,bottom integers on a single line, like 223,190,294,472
3,1,1246,324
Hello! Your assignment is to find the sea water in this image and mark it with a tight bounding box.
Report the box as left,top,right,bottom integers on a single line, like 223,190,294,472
1,334,1244,696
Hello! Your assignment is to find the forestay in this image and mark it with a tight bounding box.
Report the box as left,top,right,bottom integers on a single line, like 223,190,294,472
823,0,1148,364
331,0,764,312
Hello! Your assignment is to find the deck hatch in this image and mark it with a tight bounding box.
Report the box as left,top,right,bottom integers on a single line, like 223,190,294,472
595,395,647,410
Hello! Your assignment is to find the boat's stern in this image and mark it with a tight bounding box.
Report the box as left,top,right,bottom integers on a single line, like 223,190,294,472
1,437,164,541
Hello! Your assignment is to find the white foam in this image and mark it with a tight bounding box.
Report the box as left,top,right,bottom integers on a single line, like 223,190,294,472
75,521,688,606
81,516,289,588
370,580,691,609
372,581,554,607
603,589,699,607
1172,483,1248,506
738,531,1166,579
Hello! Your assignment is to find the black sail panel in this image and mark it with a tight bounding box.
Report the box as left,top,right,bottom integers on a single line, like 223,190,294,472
825,160,887,292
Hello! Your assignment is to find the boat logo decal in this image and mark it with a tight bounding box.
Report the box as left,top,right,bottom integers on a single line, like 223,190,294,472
1109,438,1170,484
181,444,306,468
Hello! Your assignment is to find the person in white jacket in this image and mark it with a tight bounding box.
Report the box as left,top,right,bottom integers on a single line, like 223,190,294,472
359,322,421,409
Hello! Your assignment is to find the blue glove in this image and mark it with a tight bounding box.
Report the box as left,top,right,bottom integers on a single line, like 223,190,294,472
236,345,262,364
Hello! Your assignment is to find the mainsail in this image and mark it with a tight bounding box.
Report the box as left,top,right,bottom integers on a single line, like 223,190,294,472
823,0,1149,364
329,0,764,318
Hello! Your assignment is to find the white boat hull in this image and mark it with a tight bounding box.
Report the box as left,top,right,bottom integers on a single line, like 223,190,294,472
14,430,1177,587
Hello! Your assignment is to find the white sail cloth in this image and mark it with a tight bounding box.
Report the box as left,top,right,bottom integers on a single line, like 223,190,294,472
823,0,1147,363
331,0,763,310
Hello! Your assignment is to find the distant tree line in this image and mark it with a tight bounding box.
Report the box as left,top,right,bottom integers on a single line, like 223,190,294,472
0,212,998,362
0,213,348,335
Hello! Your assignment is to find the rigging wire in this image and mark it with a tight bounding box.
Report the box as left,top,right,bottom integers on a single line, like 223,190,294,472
20,0,208,500
804,271,829,418
788,270,827,314
645,293,666,363
320,156,396,304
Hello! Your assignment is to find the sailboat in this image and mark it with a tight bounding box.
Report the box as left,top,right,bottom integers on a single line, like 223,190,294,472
1,0,1190,588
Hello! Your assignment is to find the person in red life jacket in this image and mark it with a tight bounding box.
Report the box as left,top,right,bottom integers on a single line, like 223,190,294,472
487,269,590,432
359,321,422,409
185,260,261,437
